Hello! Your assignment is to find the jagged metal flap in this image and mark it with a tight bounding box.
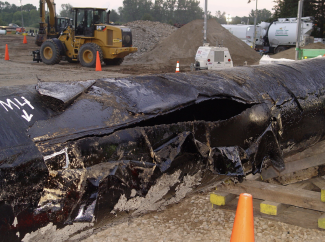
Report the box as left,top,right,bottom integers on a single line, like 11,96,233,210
36,80,96,104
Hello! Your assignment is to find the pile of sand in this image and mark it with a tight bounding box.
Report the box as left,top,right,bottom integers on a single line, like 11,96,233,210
136,19,262,66
124,21,177,61
272,42,325,59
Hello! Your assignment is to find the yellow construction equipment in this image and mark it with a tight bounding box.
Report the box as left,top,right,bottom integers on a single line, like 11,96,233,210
34,2,137,67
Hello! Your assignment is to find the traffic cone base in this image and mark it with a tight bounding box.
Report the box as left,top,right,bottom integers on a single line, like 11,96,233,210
23,35,27,44
4,44,9,60
175,61,180,73
96,51,102,71
230,193,254,242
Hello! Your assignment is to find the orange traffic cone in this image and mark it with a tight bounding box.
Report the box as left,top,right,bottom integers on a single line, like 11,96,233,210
230,193,254,242
175,61,180,73
96,51,102,71
23,35,27,44
4,44,9,60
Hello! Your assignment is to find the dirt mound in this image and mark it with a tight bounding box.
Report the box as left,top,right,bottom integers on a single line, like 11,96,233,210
272,42,325,59
302,42,325,49
135,19,261,66
124,21,177,61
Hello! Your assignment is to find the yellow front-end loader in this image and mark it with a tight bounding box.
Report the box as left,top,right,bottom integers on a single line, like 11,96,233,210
36,7,137,67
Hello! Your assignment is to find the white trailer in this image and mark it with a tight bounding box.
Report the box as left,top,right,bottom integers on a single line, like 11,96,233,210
222,24,249,41
195,43,233,70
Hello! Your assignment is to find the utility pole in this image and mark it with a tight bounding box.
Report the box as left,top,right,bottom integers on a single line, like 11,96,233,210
253,0,258,49
19,0,24,28
203,0,207,44
295,0,304,60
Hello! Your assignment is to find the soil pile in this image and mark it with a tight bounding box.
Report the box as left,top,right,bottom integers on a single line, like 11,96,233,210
133,19,261,66
272,42,325,59
124,21,177,61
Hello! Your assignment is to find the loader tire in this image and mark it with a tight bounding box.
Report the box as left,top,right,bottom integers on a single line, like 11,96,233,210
274,46,286,54
79,43,103,68
104,58,124,66
40,39,61,65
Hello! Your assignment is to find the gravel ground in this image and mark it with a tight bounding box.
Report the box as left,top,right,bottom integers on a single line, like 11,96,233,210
81,190,325,242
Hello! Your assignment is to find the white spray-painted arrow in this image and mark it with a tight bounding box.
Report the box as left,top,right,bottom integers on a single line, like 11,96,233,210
21,109,33,122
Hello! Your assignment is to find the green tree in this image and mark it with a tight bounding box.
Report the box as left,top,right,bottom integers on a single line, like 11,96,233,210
118,0,203,24
272,0,323,36
0,17,6,25
214,10,226,24
59,3,73,18
142,12,153,20
22,4,36,12
0,1,5,12
248,8,272,24
120,0,153,22
139,0,152,19
273,0,315,19
165,0,177,22
110,9,120,22
118,6,123,21
174,0,203,24
231,16,250,25
0,12,12,24
0,2,40,27
12,11,23,25
151,0,164,22
29,9,39,27
5,3,18,13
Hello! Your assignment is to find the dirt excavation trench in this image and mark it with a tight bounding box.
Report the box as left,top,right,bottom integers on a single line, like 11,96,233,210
1,20,325,242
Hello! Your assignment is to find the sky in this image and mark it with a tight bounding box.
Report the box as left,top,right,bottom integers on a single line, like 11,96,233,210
8,0,275,17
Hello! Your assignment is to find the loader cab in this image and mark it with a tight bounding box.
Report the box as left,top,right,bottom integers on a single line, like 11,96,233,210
72,7,107,37
56,17,73,33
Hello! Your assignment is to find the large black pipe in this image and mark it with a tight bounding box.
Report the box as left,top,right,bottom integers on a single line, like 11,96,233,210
1,58,325,240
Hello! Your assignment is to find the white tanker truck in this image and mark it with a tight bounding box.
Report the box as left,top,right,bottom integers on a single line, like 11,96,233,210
222,17,314,54
260,16,314,53
222,23,270,47
221,24,252,45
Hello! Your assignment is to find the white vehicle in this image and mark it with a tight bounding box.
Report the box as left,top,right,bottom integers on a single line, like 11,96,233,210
314,38,325,44
195,43,233,70
222,24,249,41
223,17,314,54
246,22,270,46
259,17,314,53
222,22,270,47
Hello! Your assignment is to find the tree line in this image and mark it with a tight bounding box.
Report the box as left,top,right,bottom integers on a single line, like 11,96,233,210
0,0,272,28
109,0,272,25
0,1,39,27
1,0,325,37
273,0,325,38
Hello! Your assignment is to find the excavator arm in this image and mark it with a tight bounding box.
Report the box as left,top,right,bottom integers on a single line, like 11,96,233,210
35,0,57,46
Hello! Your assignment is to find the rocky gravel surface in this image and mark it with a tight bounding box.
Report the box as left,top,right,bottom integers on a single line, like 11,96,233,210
124,20,177,61
81,190,325,242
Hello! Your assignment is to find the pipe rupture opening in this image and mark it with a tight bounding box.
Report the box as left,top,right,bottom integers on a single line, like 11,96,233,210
136,98,254,127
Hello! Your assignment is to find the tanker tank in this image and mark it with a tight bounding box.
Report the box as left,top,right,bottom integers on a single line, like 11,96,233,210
261,16,314,53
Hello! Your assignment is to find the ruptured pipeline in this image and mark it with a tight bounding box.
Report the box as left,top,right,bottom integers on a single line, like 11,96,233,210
1,58,325,240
